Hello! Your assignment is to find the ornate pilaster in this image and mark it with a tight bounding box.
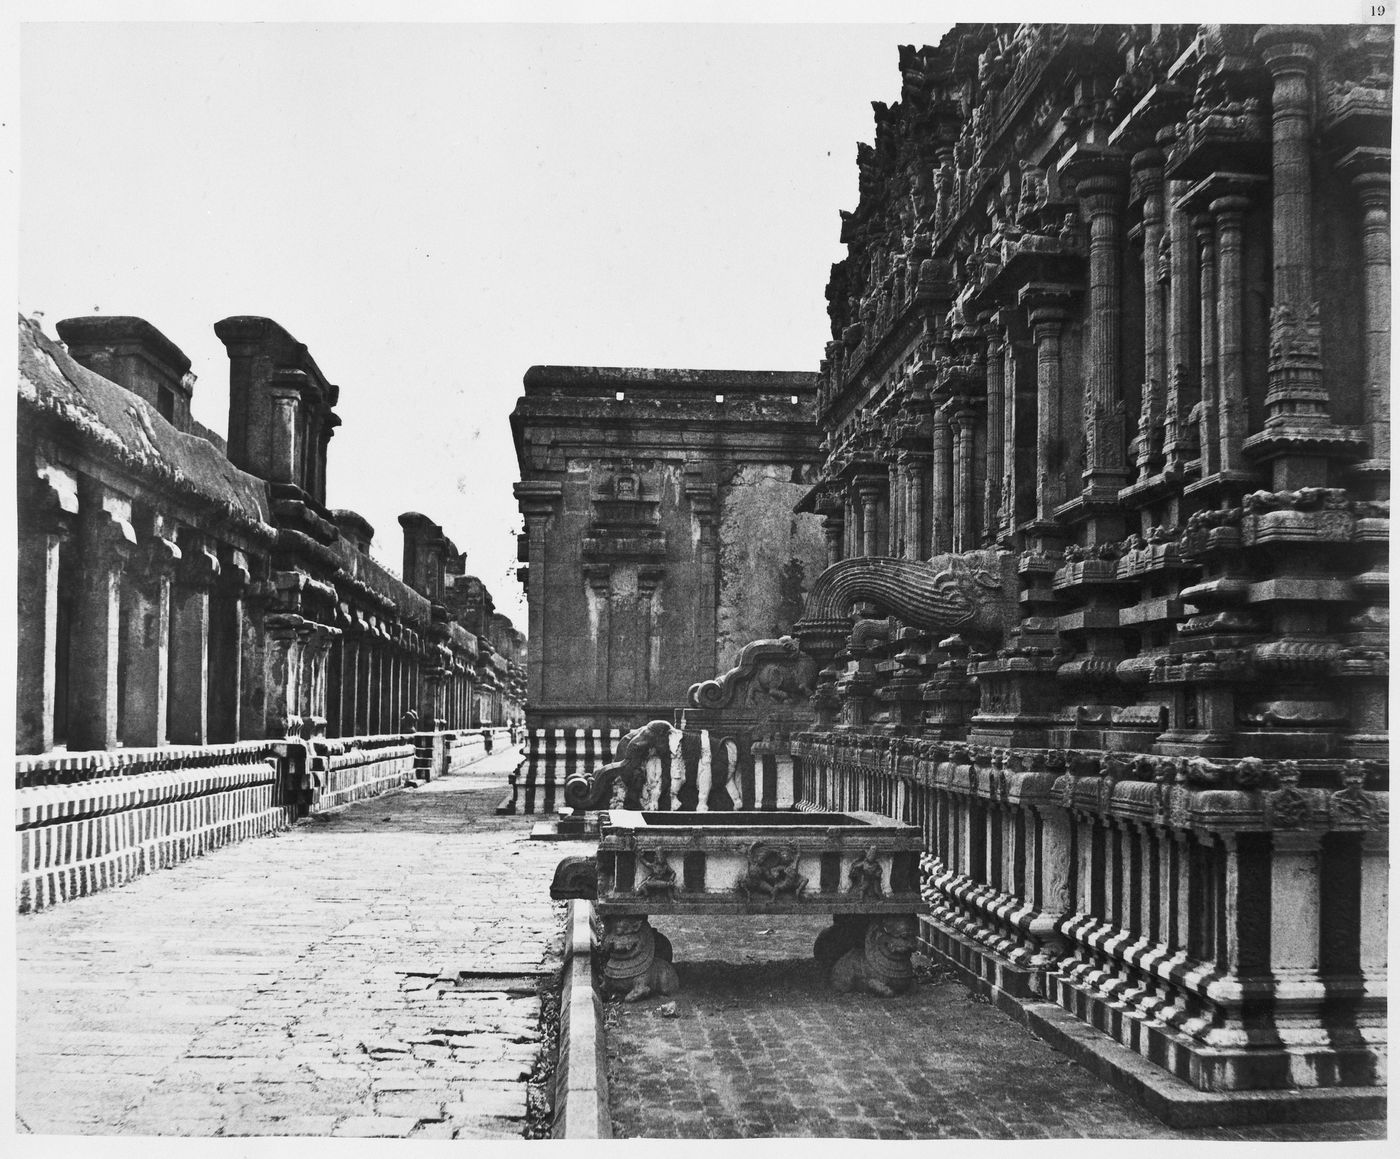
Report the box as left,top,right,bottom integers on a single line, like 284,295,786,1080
1077,165,1130,498
514,479,564,708
169,536,220,745
1162,126,1198,477
1340,147,1392,485
857,477,885,558
1211,191,1257,477
930,409,953,553
981,319,1007,538
68,482,136,751
950,404,979,552
821,515,845,568
1247,26,1365,483
1132,148,1168,475
16,455,79,754
1020,284,1077,523
119,518,181,748
1192,211,1220,478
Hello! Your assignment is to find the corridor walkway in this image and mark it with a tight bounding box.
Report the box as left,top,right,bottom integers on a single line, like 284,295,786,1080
15,747,565,1139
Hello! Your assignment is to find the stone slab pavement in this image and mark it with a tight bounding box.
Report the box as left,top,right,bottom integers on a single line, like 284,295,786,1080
14,747,568,1140
605,913,1390,1142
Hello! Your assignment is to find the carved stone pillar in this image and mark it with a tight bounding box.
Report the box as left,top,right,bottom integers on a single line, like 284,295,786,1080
264,614,303,738
931,409,953,552
1212,193,1253,475
1162,128,1197,475
1193,212,1221,478
887,459,904,557
1342,148,1391,476
268,382,302,486
982,322,1006,536
514,479,563,709
1079,167,1129,498
902,452,929,560
16,459,79,754
1133,148,1167,474
686,472,718,679
637,566,665,703
119,524,180,748
858,479,883,558
1253,26,1332,461
951,406,978,551
584,563,612,704
822,515,844,568
68,484,136,751
340,623,361,738
169,538,220,745
1025,297,1072,522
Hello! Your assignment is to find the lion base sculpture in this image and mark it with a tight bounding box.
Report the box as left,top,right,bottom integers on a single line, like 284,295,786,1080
826,914,919,997
598,915,679,1003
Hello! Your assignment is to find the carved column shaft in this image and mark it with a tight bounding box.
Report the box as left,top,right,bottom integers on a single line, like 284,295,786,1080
1353,166,1391,465
1081,171,1128,492
16,526,66,753
1194,213,1220,477
268,388,301,486
1136,149,1167,471
904,457,928,560
1213,195,1251,473
1163,129,1197,472
931,409,953,552
821,515,844,568
169,541,219,745
983,327,1006,535
119,532,179,748
887,459,905,557
69,491,135,751
1258,29,1328,430
1260,31,1318,311
951,408,977,551
1030,306,1069,520
859,482,883,558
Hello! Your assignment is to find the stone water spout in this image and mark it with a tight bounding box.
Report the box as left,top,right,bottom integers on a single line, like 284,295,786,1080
792,550,1019,663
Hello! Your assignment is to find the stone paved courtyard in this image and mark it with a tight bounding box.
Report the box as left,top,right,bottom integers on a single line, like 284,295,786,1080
15,749,1388,1144
15,747,565,1139
605,914,1389,1142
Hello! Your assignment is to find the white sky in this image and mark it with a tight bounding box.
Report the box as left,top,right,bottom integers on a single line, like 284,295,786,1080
15,1,1373,633
19,20,959,626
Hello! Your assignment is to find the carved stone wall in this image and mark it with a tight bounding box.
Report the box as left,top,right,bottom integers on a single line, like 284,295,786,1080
511,366,825,736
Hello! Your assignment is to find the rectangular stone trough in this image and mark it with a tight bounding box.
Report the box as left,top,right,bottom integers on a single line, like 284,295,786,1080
594,810,923,917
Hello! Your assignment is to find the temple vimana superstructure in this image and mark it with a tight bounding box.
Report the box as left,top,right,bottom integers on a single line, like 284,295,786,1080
15,311,525,907
515,24,1389,1108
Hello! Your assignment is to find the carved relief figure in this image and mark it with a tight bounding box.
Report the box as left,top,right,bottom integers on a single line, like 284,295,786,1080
736,841,809,900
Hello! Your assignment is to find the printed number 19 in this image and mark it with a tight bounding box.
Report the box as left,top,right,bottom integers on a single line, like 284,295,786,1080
1373,5,1386,14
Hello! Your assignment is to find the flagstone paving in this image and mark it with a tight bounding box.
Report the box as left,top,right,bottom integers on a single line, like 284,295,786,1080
15,747,565,1139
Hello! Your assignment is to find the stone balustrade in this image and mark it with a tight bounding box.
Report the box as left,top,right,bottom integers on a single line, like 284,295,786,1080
15,741,293,912
14,727,512,912
793,733,1388,1093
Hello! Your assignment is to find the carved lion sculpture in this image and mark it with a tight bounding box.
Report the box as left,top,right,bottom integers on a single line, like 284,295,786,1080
830,914,919,997
598,915,680,1003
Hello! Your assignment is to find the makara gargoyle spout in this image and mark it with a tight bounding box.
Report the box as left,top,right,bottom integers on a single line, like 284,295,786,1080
792,550,1018,662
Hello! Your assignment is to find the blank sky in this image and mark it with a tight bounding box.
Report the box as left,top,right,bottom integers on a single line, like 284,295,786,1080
20,21,954,624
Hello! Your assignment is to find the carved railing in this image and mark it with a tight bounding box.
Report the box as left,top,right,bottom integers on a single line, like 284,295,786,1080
794,733,1388,1093
15,741,298,913
14,728,503,911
